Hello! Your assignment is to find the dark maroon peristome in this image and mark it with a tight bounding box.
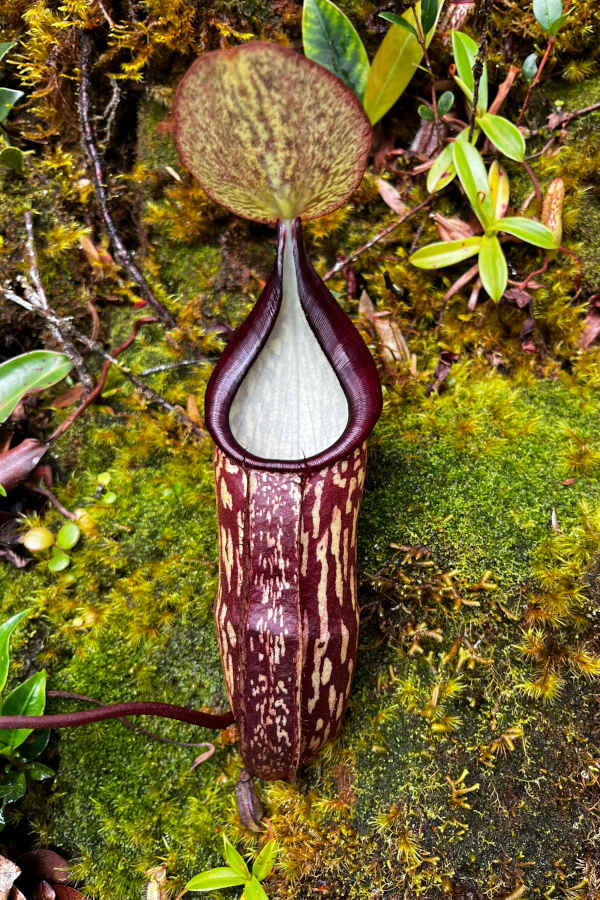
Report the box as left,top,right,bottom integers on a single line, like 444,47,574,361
205,218,382,473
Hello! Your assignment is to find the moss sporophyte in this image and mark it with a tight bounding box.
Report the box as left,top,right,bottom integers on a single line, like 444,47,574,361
0,40,382,816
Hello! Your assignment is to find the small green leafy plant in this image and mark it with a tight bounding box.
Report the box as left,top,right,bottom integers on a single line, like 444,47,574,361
427,31,527,193
185,836,277,899
0,41,25,172
0,610,52,829
22,520,81,572
410,148,558,301
302,0,444,124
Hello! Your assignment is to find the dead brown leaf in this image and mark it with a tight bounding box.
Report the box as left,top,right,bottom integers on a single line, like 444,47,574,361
359,290,410,376
186,395,202,425
0,440,48,494
433,214,475,242
50,385,84,410
375,178,409,216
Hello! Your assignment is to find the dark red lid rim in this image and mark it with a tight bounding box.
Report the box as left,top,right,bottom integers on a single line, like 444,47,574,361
204,219,382,473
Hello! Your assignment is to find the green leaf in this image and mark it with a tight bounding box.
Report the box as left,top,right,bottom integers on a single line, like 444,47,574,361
24,761,54,781
55,521,80,551
0,610,30,694
0,42,17,63
243,878,269,900
0,146,24,172
378,11,418,39
0,484,5,497
303,0,370,100
478,113,525,162
48,547,70,573
421,0,439,35
499,216,559,248
533,0,563,32
0,351,73,423
0,87,23,124
364,1,443,125
252,840,277,881
452,140,493,228
478,234,507,302
19,728,50,760
223,835,251,880
437,90,454,116
0,772,26,804
488,160,510,220
418,103,435,121
427,141,456,193
451,30,487,112
410,236,482,269
185,867,248,891
0,670,46,750
522,52,538,84
548,9,572,34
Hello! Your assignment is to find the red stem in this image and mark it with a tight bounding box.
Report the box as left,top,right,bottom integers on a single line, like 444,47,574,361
0,701,234,731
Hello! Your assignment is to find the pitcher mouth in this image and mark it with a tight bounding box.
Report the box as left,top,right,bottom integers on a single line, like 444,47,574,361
204,218,382,473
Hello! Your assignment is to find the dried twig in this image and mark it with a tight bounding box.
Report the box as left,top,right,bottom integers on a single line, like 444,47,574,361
323,197,434,282
138,359,208,376
78,33,177,329
24,212,95,394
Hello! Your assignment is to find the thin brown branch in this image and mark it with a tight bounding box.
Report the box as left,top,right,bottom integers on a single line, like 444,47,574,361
26,484,77,520
522,159,542,211
323,197,434,282
24,212,95,394
488,65,520,116
78,32,177,329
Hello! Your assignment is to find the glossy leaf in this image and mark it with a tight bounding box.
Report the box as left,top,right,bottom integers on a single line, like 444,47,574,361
0,772,26,804
499,216,559,248
478,235,507,302
55,522,80,551
223,835,251,879
19,728,50,760
418,103,434,121
24,761,54,781
421,0,439,34
0,670,46,749
452,140,493,228
437,90,454,116
378,11,417,39
23,527,54,552
478,113,525,162
0,87,23,124
0,610,30,694
252,840,277,881
185,867,248,891
244,878,269,900
303,0,370,100
488,160,510,220
0,351,73,423
427,142,455,193
410,236,482,268
522,52,538,83
364,1,443,125
48,547,70,573
533,0,563,32
0,42,17,63
451,31,487,112
173,43,371,223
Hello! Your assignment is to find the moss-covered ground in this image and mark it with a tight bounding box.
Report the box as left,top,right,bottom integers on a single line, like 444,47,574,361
1,0,600,898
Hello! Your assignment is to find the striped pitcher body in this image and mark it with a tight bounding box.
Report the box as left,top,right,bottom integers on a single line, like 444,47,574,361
214,443,366,781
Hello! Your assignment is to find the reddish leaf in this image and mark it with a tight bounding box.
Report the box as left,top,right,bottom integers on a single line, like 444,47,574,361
33,881,56,900
54,887,87,900
0,440,48,494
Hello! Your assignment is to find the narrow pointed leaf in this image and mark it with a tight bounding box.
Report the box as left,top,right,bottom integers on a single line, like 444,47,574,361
0,610,30,694
410,236,482,268
549,10,572,34
0,351,73,423
0,87,23,124
252,840,277,881
499,216,559,248
478,234,507,301
451,31,487,112
427,142,455,193
478,113,525,161
452,140,493,228
303,0,370,100
0,670,46,749
364,1,444,125
421,0,439,34
223,835,251,879
185,868,248,891
173,42,372,223
378,11,418,38
488,160,510,220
